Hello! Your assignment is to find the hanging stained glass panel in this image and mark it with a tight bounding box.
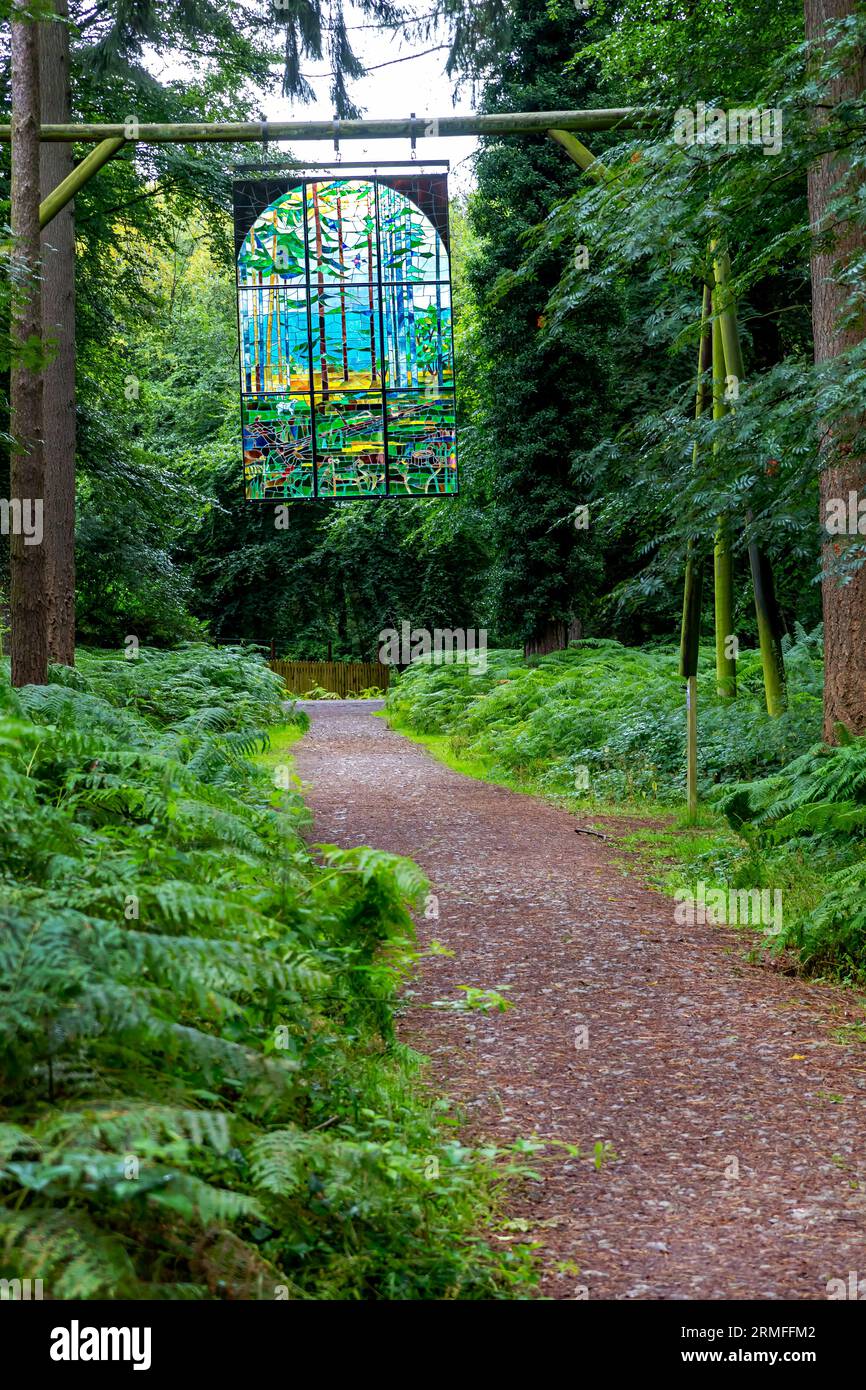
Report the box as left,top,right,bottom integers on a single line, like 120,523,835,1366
234,172,458,501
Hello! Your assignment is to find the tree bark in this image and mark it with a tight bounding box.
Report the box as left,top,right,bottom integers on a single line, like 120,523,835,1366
40,0,76,666
10,3,47,688
805,0,866,739
524,618,576,658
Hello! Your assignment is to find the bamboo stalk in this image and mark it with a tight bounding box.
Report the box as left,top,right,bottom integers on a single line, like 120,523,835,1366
336,193,349,382
687,675,698,823
366,193,377,385
712,247,788,715
712,290,737,701
680,284,712,824
679,282,712,683
312,184,329,399
2,110,659,145
747,525,789,716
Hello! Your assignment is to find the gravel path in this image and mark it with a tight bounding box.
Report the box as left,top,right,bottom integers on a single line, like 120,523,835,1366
294,700,866,1300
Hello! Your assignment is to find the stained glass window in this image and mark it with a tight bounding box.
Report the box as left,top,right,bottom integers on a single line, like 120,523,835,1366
234,173,458,501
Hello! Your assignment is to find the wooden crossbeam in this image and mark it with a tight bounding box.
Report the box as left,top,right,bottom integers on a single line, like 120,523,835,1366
0,108,658,144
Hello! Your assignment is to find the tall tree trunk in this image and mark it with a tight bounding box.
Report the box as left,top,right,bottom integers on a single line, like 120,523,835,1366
805,0,866,739
524,619,571,658
10,3,47,688
40,0,76,666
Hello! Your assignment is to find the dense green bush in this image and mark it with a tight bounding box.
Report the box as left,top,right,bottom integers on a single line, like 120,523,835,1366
715,728,866,977
387,631,823,803
0,646,530,1300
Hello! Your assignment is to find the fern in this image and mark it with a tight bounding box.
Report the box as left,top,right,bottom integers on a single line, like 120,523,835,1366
0,646,512,1300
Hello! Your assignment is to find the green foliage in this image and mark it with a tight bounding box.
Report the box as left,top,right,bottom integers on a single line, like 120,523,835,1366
301,684,341,700
0,646,531,1299
513,4,866,626
457,0,612,645
714,722,866,976
388,631,823,804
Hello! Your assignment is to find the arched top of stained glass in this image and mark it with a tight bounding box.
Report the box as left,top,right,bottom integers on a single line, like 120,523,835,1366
236,176,450,289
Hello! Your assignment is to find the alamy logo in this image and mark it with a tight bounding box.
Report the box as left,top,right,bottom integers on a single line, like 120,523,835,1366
827,1271,866,1299
674,881,783,934
0,1278,43,1299
673,102,783,155
0,498,43,546
825,492,866,536
49,1320,152,1371
378,621,488,672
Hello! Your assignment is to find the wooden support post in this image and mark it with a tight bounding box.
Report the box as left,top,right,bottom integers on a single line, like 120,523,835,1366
39,135,126,228
547,129,608,181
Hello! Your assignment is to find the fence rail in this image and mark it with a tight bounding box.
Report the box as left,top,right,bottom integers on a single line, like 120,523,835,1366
270,660,390,698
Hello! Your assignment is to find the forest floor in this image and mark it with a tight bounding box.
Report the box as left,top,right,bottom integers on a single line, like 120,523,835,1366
293,700,866,1301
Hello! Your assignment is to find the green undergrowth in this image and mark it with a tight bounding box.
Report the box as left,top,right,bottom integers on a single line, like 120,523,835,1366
386,631,823,803
0,643,537,1300
386,635,866,989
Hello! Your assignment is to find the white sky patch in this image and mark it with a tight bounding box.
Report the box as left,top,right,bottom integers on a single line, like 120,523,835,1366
147,1,480,195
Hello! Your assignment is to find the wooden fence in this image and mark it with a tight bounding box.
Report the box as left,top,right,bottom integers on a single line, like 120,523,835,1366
270,660,390,698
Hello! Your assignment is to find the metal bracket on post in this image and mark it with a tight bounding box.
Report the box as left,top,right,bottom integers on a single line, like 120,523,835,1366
333,115,341,162
261,116,269,162
410,111,417,160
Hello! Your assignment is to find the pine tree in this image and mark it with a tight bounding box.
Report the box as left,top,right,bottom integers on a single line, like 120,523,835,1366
461,0,610,649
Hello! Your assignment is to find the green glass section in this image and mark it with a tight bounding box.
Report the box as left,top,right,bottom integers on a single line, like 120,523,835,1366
386,393,457,495
314,392,386,498
242,395,314,499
